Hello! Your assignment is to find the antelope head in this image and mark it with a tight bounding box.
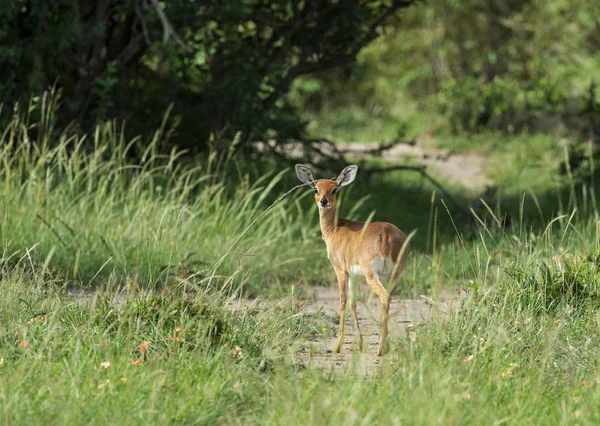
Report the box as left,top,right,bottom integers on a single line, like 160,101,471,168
295,164,358,210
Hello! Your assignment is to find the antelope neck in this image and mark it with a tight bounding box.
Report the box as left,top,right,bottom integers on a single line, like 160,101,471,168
319,207,338,240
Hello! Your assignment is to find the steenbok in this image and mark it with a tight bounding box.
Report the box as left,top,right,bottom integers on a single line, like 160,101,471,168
296,164,410,356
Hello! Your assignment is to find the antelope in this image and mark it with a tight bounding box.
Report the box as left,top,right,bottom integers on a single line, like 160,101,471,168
295,164,410,356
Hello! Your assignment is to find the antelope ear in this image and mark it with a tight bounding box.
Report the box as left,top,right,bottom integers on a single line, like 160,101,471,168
336,165,358,188
295,164,316,188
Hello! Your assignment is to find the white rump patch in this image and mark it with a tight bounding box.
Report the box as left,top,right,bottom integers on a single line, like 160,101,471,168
349,257,391,281
349,265,364,276
371,257,391,281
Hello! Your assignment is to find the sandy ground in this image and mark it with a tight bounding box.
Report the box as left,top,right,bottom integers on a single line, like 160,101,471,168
294,284,459,376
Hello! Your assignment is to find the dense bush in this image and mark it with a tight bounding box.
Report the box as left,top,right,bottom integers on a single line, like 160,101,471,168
435,76,570,133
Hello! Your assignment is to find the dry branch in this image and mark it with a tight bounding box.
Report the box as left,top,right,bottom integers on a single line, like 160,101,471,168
336,140,416,156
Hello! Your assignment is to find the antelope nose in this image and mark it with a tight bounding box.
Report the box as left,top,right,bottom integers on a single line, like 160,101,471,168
320,197,328,206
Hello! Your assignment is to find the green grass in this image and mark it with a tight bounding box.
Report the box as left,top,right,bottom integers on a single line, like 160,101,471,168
0,266,331,424
3,95,600,424
4,193,600,424
0,94,333,295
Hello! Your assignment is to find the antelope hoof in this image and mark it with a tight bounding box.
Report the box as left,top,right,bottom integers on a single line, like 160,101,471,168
334,339,343,353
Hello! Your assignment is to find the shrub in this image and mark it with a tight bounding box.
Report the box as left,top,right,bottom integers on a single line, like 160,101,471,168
435,76,570,134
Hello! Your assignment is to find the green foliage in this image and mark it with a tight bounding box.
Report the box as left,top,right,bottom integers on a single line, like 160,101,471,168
0,263,328,424
436,76,570,133
0,1,144,125
299,0,600,140
0,0,417,150
4,94,600,424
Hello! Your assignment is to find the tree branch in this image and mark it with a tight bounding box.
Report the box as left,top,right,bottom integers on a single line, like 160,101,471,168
261,0,416,112
363,164,426,174
135,0,151,46
364,165,463,210
149,0,193,54
261,135,464,212
262,57,354,110
349,0,415,57
336,140,416,156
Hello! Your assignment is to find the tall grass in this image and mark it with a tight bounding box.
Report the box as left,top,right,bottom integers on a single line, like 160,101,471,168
0,92,335,423
0,91,328,294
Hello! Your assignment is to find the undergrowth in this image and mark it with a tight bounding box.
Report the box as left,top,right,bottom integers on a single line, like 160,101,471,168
0,92,328,294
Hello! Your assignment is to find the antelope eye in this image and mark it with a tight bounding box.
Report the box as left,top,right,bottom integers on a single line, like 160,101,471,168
313,189,319,195
332,188,338,195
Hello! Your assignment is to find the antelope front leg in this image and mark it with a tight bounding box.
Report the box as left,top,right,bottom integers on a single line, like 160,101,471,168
333,269,348,353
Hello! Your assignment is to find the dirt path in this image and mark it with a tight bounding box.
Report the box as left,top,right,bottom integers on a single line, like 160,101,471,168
254,139,491,192
68,283,459,376
340,142,491,192
294,285,458,376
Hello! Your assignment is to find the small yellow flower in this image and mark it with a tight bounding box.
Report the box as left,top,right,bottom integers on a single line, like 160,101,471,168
462,354,474,363
454,393,472,401
230,346,243,358
100,361,111,369
32,315,47,324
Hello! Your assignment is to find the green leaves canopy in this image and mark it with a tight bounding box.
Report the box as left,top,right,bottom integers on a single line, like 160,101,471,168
0,0,415,150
